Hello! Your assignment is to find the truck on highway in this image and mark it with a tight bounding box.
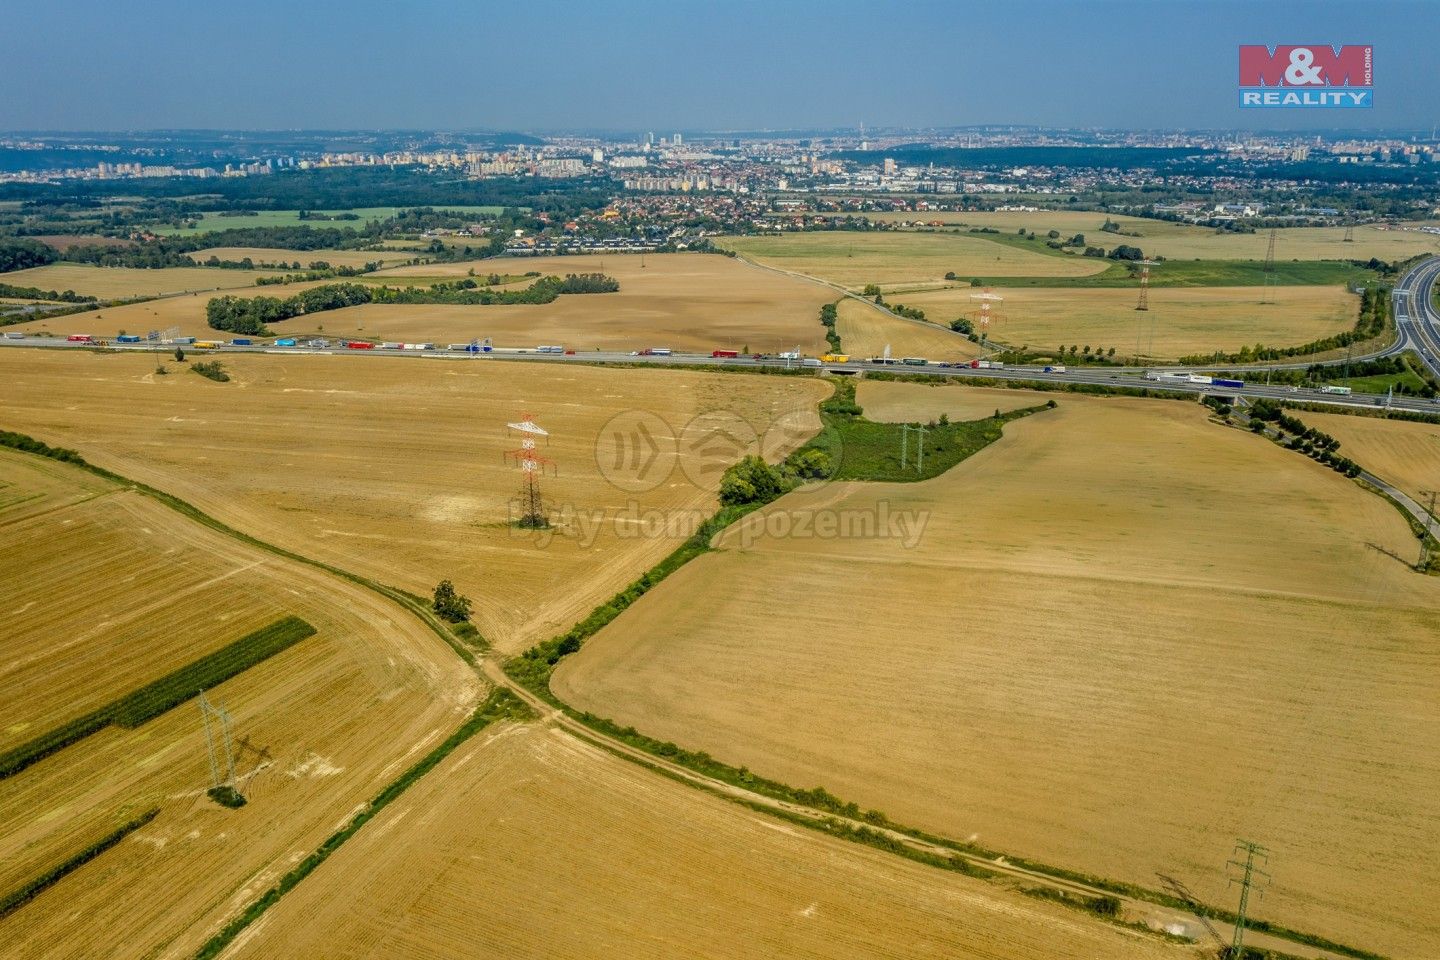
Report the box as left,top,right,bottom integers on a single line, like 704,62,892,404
194,340,222,349
867,356,898,365
820,353,850,363
230,338,253,346
1187,374,1213,385
536,345,565,354
1212,377,1244,388
346,340,375,349
1320,384,1353,395
712,349,741,358
275,338,297,347
967,359,1003,369
1043,364,1066,373
632,347,672,356
66,334,94,343
901,357,928,366
382,342,404,350
3,331,24,339
802,357,822,367
115,334,142,343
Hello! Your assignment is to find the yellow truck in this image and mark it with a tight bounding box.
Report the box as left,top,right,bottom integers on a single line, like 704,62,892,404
820,353,850,363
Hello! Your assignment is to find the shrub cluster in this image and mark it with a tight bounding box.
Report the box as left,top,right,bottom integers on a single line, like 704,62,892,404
819,302,841,351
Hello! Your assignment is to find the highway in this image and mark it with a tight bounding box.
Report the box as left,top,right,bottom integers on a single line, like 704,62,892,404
9,329,1440,416
4,255,1440,416
1391,254,1440,377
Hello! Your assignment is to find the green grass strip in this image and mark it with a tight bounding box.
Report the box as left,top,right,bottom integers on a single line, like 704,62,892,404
191,688,531,960
0,809,160,919
0,616,315,779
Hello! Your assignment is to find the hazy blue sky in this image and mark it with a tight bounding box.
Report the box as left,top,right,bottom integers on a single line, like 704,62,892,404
3,0,1434,132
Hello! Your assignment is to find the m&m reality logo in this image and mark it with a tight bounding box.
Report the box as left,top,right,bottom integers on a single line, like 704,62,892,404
1238,45,1373,109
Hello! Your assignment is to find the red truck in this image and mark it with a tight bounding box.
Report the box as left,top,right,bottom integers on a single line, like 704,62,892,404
712,349,740,358
346,341,375,349
67,334,94,343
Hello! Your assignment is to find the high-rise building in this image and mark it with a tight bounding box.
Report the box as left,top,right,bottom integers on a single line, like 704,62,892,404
673,132,682,146
883,157,897,175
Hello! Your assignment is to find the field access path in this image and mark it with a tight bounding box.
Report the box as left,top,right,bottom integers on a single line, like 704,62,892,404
24,432,1358,960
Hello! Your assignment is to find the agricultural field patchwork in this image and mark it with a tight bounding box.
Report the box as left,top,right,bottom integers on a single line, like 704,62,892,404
225,721,1190,960
555,385,1440,959
0,263,285,299
716,231,1110,288
0,349,828,653
862,210,1440,262
0,444,476,959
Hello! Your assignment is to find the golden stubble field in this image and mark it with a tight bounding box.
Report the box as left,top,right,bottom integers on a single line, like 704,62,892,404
717,231,1109,288
1304,410,1440,507
862,211,1440,262
0,349,827,653
0,263,285,299
313,252,835,352
833,298,982,362
894,284,1357,358
0,279,340,340
555,385,1440,959
0,448,477,959
225,721,1192,960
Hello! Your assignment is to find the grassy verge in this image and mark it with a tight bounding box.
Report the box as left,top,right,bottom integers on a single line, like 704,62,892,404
863,369,1194,400
0,809,160,920
798,377,1052,481
0,616,316,779
191,688,532,960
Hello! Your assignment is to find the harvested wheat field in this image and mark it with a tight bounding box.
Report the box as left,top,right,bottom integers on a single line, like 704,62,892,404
0,263,284,299
308,252,834,353
717,232,1108,288
0,279,343,340
188,247,422,269
834,298,982,363
1304,410,1440,508
0,446,476,959
226,721,1190,960
0,450,295,751
861,212,1440,262
0,349,827,652
895,284,1357,358
555,387,1440,959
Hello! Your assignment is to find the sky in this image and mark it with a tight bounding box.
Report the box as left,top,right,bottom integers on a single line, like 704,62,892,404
2,0,1435,133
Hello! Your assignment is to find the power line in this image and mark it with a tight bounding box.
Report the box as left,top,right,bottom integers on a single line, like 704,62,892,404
1226,839,1271,958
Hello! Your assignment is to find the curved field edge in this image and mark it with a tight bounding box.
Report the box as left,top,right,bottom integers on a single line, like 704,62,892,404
502,392,1387,960
0,396,1384,960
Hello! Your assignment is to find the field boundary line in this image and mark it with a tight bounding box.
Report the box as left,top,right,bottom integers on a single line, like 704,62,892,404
0,809,160,921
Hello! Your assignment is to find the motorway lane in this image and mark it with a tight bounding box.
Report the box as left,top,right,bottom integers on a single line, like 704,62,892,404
1395,255,1440,378
7,332,1440,416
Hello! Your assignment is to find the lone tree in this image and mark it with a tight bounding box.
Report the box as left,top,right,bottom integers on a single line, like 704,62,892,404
174,347,186,362
432,579,473,623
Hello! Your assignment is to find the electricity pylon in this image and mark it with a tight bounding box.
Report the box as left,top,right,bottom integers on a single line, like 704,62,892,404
1227,840,1270,958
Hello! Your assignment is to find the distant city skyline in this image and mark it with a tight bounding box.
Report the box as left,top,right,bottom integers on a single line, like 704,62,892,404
2,0,1434,132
